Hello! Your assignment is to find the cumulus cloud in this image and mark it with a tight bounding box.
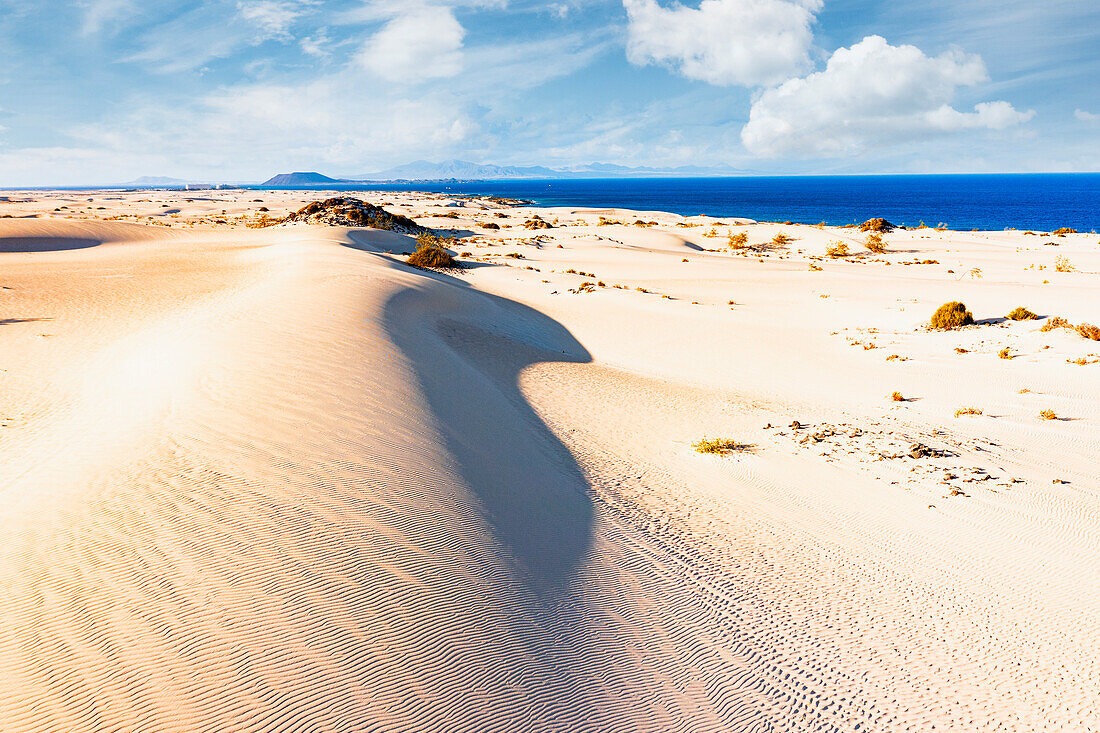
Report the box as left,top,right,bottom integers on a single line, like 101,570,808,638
740,35,1034,157
623,0,822,87
1075,109,1099,123
357,4,465,82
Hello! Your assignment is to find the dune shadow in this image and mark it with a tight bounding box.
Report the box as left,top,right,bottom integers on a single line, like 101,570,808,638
381,266,594,592
0,317,50,325
0,236,101,253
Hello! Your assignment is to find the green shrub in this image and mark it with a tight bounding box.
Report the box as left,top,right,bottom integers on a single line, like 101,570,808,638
931,301,974,330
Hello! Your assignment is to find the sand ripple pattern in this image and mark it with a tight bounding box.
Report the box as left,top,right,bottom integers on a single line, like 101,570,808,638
0,236,787,732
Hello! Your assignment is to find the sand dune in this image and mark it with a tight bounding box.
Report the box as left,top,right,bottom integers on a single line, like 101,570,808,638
1,196,1098,731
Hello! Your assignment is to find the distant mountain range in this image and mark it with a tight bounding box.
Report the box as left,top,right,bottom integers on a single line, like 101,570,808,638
260,160,751,186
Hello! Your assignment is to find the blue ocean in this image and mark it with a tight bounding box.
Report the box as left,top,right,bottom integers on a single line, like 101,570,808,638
254,174,1100,232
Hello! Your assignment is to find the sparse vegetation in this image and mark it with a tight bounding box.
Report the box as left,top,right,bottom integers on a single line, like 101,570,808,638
864,233,887,253
859,218,896,233
998,347,1012,360
772,232,792,246
728,231,749,249
1052,227,1077,235
931,301,974,330
825,241,850,258
1039,409,1058,420
1055,255,1075,272
692,437,751,455
524,216,552,230
1076,323,1100,341
407,233,458,269
1006,306,1038,321
1041,316,1070,332
955,407,983,417
890,391,905,402
284,197,422,232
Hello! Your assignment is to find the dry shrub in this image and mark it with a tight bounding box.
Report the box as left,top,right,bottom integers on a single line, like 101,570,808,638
955,407,983,417
1039,409,1058,420
1052,227,1077,235
1055,255,1075,272
1076,323,1100,341
407,233,457,269
1006,306,1038,321
1041,316,1070,332
728,231,749,249
692,437,750,455
825,241,850,258
890,391,904,402
931,301,974,330
482,222,500,230
772,232,792,246
998,347,1012,359
864,232,887,253
524,217,552,230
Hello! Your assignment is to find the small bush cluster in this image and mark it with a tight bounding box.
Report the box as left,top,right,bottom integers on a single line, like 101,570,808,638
407,233,458,269
1041,316,1070,332
1055,255,1075,272
524,216,552,230
859,218,896,233
692,437,750,455
728,231,749,249
931,301,974,330
864,233,887,253
1076,323,1100,341
1006,307,1038,321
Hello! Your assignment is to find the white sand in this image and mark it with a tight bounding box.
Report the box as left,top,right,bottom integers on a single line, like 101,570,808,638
1,190,1098,731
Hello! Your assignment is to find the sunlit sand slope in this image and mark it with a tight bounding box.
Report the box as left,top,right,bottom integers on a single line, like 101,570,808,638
0,222,777,732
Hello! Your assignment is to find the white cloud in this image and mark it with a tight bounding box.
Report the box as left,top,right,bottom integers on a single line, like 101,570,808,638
357,5,465,82
623,0,822,87
78,0,137,35
741,35,1034,157
237,0,308,42
1075,109,1099,123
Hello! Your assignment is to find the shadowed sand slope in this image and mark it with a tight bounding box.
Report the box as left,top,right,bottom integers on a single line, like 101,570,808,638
0,223,773,732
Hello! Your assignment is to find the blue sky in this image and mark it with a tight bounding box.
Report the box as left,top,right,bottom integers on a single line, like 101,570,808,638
0,0,1097,184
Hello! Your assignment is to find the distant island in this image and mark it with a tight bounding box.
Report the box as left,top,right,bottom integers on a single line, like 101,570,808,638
259,160,752,186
